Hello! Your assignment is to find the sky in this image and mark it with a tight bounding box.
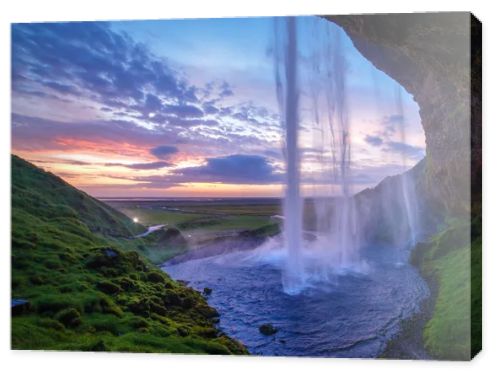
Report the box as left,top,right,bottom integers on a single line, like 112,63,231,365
11,16,425,198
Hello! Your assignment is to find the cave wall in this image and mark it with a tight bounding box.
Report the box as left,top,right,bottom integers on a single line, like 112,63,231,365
325,13,480,215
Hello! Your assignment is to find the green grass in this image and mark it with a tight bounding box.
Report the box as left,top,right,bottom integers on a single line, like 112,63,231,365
12,156,144,238
179,215,273,232
173,204,280,216
411,218,481,360
110,203,279,265
11,155,247,354
120,208,202,227
119,207,274,233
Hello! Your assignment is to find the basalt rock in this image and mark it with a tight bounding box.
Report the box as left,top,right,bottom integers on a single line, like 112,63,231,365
259,323,278,336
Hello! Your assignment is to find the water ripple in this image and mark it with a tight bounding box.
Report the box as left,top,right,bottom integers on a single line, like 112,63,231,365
164,245,429,358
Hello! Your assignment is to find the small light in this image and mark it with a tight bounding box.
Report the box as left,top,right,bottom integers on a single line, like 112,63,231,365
133,217,139,223
148,112,156,118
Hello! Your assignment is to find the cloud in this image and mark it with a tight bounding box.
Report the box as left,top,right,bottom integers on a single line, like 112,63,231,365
384,141,424,159
12,22,199,120
219,81,234,98
381,114,404,135
105,161,171,170
11,22,271,134
363,131,424,160
364,135,384,147
383,114,404,125
11,22,284,183
176,154,282,184
164,103,204,118
150,145,179,159
11,113,182,156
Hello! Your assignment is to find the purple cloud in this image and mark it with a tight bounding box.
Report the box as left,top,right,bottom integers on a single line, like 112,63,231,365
150,145,179,159
105,161,171,170
176,154,282,184
364,135,384,147
12,22,198,119
384,141,424,159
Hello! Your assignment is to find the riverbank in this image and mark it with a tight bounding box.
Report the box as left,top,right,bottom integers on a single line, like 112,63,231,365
381,218,481,360
380,243,436,359
11,155,248,355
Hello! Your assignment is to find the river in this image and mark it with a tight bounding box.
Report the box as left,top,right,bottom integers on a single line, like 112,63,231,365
163,243,429,358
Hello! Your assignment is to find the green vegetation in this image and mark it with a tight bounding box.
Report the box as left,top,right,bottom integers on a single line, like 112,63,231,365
135,228,189,265
118,207,276,233
12,156,143,238
410,217,481,360
471,215,482,357
11,155,247,354
108,200,281,264
119,208,201,228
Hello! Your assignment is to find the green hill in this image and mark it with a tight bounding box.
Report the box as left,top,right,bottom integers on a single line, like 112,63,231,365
11,155,247,354
12,155,144,238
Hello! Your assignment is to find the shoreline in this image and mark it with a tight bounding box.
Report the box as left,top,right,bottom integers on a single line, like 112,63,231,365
380,244,438,360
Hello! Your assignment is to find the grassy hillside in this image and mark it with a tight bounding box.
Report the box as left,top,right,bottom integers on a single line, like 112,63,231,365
12,156,144,237
410,217,481,360
11,155,247,354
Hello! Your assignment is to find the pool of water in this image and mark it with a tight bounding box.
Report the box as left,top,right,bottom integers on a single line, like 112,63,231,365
163,244,428,358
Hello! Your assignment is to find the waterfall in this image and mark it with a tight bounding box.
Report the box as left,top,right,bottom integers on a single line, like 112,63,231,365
393,86,421,246
274,17,304,293
273,17,422,294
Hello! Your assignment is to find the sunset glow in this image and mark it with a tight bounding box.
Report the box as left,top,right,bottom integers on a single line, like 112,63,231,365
11,17,425,198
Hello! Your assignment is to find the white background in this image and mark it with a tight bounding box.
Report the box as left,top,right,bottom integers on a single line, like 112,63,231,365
0,0,498,375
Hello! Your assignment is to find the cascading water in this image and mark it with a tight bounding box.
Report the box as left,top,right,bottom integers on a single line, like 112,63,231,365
274,18,304,293
320,26,361,269
274,17,422,294
164,16,430,357
393,86,421,246
274,18,363,294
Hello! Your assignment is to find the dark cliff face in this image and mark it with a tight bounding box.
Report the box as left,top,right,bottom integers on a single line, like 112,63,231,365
325,13,480,214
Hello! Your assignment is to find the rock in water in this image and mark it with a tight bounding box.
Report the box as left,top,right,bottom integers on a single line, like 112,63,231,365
259,323,278,336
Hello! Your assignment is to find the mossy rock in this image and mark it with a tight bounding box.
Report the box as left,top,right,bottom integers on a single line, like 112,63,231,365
163,290,182,306
89,339,107,352
150,301,167,316
194,327,219,338
146,271,166,283
29,275,47,285
196,304,219,319
98,295,123,316
96,280,122,295
38,317,65,331
126,316,149,329
85,248,121,269
177,326,190,337
117,277,137,291
59,251,78,263
127,298,150,316
34,294,81,314
55,307,82,328
180,296,195,309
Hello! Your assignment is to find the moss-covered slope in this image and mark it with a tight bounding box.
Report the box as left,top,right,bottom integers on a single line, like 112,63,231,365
12,155,143,237
410,216,481,360
11,155,247,354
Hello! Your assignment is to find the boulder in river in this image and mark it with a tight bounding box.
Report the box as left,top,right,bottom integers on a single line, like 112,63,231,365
259,323,278,336
203,287,212,296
